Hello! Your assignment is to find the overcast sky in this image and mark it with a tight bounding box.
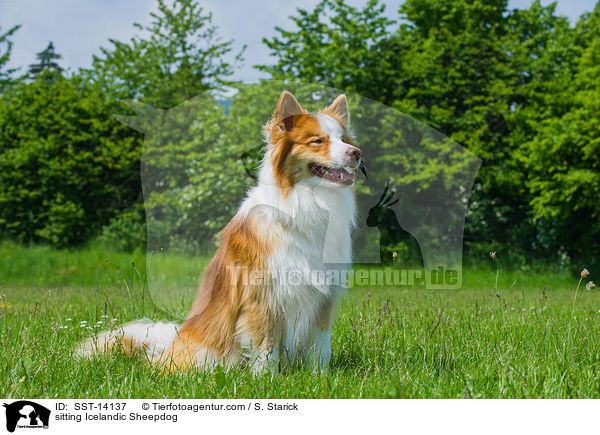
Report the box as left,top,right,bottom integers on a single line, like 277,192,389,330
0,0,597,81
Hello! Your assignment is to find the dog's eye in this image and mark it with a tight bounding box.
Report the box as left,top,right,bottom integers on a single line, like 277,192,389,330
310,138,323,145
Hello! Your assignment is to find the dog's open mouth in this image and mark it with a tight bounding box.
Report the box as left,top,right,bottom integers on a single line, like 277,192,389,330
309,163,356,185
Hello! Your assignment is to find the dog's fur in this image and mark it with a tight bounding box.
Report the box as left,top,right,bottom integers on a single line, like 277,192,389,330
78,91,361,373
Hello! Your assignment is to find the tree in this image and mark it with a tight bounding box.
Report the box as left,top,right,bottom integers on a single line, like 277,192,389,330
258,0,397,104
28,42,64,77
73,0,246,247
86,0,243,109
257,0,593,263
8,0,246,249
522,5,600,262
0,73,142,246
0,25,20,91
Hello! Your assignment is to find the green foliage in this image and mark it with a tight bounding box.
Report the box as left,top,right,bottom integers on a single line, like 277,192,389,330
523,5,600,260
0,25,20,90
259,0,396,103
0,73,142,246
132,94,247,253
96,204,147,253
0,0,242,248
257,0,600,264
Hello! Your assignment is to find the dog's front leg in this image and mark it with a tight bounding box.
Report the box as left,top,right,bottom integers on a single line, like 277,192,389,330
305,328,332,373
248,344,279,374
244,326,282,375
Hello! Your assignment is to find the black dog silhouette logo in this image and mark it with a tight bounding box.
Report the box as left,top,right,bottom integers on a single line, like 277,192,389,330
3,401,50,432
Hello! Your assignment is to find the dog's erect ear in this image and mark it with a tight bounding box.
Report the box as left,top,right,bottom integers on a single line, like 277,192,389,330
322,94,349,127
274,91,304,130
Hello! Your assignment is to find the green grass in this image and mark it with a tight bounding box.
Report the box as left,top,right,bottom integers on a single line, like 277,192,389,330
1,242,599,398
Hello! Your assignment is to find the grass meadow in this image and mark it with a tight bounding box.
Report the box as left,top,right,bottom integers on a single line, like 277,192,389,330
1,241,599,399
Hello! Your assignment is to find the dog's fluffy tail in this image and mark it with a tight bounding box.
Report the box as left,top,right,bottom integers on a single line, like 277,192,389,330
76,319,179,362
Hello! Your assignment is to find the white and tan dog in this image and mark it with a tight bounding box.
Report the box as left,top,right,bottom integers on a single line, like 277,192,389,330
79,91,361,373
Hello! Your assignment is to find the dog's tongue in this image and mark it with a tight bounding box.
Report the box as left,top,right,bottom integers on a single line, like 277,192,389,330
330,167,355,182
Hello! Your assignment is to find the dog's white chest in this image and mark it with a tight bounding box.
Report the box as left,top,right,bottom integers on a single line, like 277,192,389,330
266,187,353,355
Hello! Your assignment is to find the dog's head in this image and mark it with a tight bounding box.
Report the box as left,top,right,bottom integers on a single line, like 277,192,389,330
265,91,361,194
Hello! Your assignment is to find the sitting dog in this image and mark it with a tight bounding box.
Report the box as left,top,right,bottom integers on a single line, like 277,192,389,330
79,91,361,373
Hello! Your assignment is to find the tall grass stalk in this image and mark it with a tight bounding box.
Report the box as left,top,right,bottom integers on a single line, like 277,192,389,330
571,275,584,317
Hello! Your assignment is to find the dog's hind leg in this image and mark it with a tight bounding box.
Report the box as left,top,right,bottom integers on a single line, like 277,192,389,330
156,327,224,372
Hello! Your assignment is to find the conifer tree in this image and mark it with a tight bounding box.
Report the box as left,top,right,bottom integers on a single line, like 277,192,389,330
28,41,64,76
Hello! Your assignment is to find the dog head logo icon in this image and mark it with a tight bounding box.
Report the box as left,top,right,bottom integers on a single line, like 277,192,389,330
3,401,50,433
